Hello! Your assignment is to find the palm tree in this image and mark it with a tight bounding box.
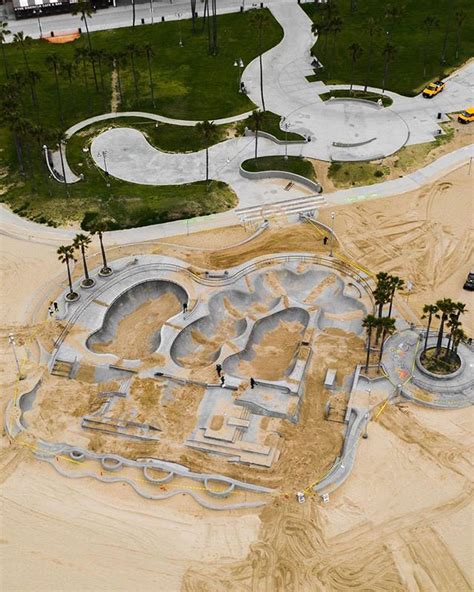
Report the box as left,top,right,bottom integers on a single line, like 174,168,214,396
327,16,343,78
71,1,98,89
90,223,112,275
73,233,94,286
364,17,380,91
381,43,397,94
455,10,467,59
144,43,156,108
13,32,32,72
422,16,439,77
452,327,466,358
57,245,77,299
93,49,107,92
362,314,377,373
247,109,265,159
311,15,331,63
131,0,136,28
46,55,64,125
421,304,439,353
373,271,391,318
75,47,90,92
0,21,11,77
384,3,404,39
434,298,455,358
376,317,396,372
126,43,140,103
63,60,76,85
27,69,41,110
251,9,269,112
195,120,218,184
110,51,127,107
190,0,197,33
387,275,404,318
54,129,70,197
348,42,363,92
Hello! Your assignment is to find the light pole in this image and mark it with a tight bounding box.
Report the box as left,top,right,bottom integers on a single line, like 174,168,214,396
176,13,183,47
102,150,109,176
281,117,290,160
56,141,69,197
329,211,336,257
33,9,43,38
149,0,154,24
234,58,244,92
8,333,25,381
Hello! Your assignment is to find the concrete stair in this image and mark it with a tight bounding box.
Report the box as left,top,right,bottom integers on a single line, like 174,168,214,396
51,359,74,378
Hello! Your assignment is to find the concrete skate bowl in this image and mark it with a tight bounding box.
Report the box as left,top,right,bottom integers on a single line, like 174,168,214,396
86,280,187,360
222,308,310,381
170,288,279,369
286,99,409,161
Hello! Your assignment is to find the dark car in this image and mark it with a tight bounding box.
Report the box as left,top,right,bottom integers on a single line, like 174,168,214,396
463,272,474,291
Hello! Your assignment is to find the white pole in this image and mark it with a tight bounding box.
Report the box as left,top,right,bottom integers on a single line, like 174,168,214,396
329,211,336,257
8,334,24,380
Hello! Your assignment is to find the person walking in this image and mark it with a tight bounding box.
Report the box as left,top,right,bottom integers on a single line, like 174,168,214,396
220,375,225,387
323,236,328,245
53,301,59,312
250,377,256,389
48,304,54,317
182,301,188,315
216,363,222,377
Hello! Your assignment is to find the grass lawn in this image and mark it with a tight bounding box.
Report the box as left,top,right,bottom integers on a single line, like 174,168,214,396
319,90,393,107
242,156,317,181
302,0,473,96
328,161,390,187
0,9,282,228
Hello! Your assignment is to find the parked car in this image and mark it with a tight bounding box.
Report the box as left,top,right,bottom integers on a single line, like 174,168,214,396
463,271,474,291
422,80,445,98
458,108,474,124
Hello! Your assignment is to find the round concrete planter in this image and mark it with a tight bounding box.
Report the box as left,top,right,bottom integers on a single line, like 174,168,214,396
101,456,123,471
143,466,174,484
99,267,113,278
415,348,465,380
204,477,235,497
80,278,96,289
70,450,85,462
65,291,80,302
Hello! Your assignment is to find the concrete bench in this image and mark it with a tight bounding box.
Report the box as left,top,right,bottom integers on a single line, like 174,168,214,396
324,369,337,389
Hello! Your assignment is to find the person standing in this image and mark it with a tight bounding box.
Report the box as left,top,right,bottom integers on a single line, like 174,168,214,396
216,363,222,377
220,375,225,387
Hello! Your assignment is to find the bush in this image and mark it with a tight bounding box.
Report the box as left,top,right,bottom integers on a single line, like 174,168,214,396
374,169,385,178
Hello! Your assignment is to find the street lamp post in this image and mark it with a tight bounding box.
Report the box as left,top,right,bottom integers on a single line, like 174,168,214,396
281,118,290,160
8,333,25,381
57,141,69,197
176,13,183,47
33,9,43,38
329,211,336,257
102,150,109,176
149,0,154,24
234,58,244,92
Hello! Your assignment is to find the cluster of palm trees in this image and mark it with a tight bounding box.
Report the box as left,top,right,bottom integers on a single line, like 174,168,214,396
310,2,468,93
57,226,111,299
362,272,405,373
421,299,467,368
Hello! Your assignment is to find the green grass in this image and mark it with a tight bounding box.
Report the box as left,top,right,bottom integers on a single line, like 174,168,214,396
241,156,317,181
319,90,393,107
328,161,390,187
0,10,282,228
302,0,473,96
394,122,455,170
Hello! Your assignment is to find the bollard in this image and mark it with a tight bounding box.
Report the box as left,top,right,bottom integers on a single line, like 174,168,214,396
50,31,55,37
78,27,81,34
437,112,442,119
260,1,263,7
161,15,165,22
141,17,145,25
240,5,243,11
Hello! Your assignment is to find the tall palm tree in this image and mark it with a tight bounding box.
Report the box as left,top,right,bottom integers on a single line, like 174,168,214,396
75,47,90,93
452,327,466,358
377,317,396,372
421,303,439,353
126,43,140,102
45,55,64,125
195,120,218,184
71,1,98,89
387,275,404,318
362,314,377,373
247,109,265,159
434,298,455,358
57,245,77,299
144,43,156,108
348,42,363,92
63,60,76,85
27,69,41,110
327,16,343,78
131,0,136,28
384,3,404,39
73,233,93,286
455,10,467,60
0,21,11,77
93,48,107,92
364,17,380,91
13,32,32,72
311,15,331,63
444,313,460,362
381,43,397,94
251,9,269,112
190,0,197,33
422,16,439,77
373,271,390,318
54,129,70,197
90,223,112,274
110,51,127,107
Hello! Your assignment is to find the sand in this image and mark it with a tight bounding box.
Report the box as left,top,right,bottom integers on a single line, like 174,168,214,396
1,161,473,591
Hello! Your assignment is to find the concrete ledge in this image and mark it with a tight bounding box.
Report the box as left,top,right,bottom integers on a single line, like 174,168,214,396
244,128,306,145
239,165,322,193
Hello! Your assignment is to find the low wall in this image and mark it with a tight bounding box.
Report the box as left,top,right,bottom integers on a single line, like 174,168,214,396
244,128,307,145
239,165,322,193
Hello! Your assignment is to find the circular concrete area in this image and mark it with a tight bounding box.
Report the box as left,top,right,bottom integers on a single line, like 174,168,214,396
289,99,409,161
